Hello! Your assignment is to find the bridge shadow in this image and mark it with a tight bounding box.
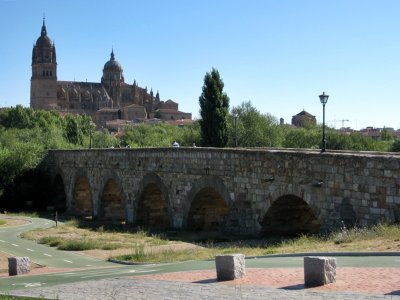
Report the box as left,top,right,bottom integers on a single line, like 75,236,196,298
171,230,289,246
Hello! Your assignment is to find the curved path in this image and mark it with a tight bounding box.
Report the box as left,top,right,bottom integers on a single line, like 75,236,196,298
0,216,399,299
0,216,113,269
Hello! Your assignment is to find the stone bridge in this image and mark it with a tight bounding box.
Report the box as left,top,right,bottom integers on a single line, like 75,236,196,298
44,148,400,236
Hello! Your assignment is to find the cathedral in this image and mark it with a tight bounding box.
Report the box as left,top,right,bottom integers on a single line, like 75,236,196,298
30,19,191,128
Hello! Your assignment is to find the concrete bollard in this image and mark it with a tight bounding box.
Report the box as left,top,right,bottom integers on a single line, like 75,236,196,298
215,254,245,281
8,257,31,276
304,256,336,287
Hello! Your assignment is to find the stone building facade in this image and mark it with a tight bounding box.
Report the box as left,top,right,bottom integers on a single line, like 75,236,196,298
30,19,192,125
292,110,317,127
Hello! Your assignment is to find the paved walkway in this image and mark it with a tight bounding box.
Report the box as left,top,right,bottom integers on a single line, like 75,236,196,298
7,265,400,300
138,267,400,295
8,276,398,300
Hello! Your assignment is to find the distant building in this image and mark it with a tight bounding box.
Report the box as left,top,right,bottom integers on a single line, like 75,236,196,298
338,127,354,135
359,126,398,140
291,110,316,128
30,19,191,126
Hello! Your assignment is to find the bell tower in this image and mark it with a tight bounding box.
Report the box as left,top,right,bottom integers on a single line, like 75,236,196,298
30,18,58,110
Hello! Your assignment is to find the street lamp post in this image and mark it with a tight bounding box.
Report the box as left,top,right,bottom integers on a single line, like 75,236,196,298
233,113,238,147
89,126,92,149
89,121,95,149
319,92,329,152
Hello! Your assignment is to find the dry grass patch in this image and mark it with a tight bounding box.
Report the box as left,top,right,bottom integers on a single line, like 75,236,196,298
17,218,400,264
0,214,30,227
112,224,400,263
20,218,169,253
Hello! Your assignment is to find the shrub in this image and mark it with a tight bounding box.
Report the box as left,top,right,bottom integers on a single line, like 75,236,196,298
38,236,64,247
58,240,97,251
332,222,369,244
132,243,146,261
101,243,121,250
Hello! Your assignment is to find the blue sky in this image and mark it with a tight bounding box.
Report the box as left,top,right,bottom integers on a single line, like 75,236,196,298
1,0,400,129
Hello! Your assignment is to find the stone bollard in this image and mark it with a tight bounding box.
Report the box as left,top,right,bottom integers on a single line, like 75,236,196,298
215,254,245,281
8,257,30,276
304,256,336,287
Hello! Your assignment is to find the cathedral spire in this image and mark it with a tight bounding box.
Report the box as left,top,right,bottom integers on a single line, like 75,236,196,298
41,16,47,37
110,48,115,61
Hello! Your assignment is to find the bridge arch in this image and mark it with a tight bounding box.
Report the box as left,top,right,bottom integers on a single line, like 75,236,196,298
72,173,93,218
99,175,126,222
185,175,231,232
260,194,322,236
135,173,171,228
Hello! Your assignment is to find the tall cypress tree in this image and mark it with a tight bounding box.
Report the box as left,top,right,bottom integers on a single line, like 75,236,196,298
199,68,230,147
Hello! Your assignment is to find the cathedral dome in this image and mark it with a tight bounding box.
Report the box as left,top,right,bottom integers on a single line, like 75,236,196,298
103,50,122,72
36,35,52,48
35,19,52,48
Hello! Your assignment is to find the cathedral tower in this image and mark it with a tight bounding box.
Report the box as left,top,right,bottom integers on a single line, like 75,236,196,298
30,18,58,110
101,49,124,108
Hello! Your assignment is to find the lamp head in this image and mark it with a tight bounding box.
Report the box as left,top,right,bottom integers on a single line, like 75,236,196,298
319,92,329,104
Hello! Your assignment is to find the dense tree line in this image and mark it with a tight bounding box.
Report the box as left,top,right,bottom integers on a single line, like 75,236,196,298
225,101,393,152
121,122,200,148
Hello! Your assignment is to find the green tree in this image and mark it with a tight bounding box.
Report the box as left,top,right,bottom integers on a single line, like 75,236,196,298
178,121,201,146
0,105,33,129
63,114,92,146
91,129,119,148
390,140,400,152
281,126,321,149
120,122,200,148
381,128,393,141
0,128,45,190
198,68,230,147
228,101,280,147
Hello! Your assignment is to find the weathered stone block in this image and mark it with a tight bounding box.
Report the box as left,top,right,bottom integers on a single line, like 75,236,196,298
215,254,245,281
304,256,336,287
8,257,30,276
